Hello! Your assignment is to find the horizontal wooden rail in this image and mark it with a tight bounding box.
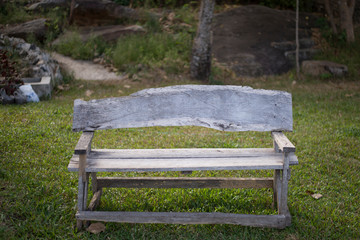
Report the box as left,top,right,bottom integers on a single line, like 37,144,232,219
76,211,287,228
97,177,274,189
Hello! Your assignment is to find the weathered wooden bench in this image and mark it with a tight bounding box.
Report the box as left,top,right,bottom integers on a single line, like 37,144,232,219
68,85,298,229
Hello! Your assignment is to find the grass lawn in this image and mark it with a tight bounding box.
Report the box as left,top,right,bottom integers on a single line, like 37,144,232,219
1,74,359,239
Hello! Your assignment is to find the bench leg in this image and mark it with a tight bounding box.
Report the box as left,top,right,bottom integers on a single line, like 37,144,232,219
76,173,89,230
278,153,291,226
88,173,102,211
273,169,281,209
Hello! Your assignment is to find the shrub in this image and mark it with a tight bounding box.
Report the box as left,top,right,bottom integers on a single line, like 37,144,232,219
0,50,24,96
111,32,191,73
54,31,109,60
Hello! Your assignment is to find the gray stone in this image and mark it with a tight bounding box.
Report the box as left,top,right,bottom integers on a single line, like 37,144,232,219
0,34,63,97
27,0,70,11
213,5,320,76
2,18,48,42
271,38,315,51
301,60,348,77
52,25,145,45
285,48,319,62
69,0,141,26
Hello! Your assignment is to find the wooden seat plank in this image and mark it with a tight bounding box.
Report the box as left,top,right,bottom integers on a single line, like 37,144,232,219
68,148,298,172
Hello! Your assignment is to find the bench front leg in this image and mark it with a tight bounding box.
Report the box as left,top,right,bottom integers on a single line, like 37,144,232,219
77,168,89,230
278,152,291,226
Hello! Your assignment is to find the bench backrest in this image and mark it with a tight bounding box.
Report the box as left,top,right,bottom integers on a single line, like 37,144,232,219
72,85,293,132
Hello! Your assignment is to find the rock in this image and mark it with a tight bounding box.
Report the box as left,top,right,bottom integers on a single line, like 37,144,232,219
2,18,48,42
212,5,319,76
271,38,315,51
69,0,140,26
54,25,145,44
301,60,348,77
0,34,63,86
284,48,319,62
27,0,70,11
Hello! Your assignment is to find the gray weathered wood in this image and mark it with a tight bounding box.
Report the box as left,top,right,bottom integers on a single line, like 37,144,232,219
76,211,287,228
72,85,293,132
271,132,295,153
96,177,273,189
88,190,102,211
273,169,281,209
279,153,290,214
68,148,298,172
74,131,94,154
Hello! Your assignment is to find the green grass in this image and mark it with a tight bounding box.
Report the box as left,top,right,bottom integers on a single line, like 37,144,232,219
1,76,359,239
111,32,191,74
0,2,35,24
54,31,109,60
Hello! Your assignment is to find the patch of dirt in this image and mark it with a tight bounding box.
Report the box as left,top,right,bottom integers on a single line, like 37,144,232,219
51,52,125,81
213,5,320,76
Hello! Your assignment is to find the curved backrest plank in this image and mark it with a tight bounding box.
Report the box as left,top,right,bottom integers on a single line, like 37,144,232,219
72,85,293,132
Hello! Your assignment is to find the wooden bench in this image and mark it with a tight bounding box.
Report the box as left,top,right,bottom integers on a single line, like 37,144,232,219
68,85,298,229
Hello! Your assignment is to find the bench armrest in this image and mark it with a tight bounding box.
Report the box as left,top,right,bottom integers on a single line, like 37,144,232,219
75,131,94,155
271,132,295,153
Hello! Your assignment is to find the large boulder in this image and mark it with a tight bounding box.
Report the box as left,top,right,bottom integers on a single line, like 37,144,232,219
2,18,48,43
212,5,320,76
27,0,70,11
69,0,140,26
301,60,348,77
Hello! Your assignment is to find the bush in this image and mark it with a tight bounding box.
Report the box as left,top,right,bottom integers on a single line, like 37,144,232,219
54,32,109,60
0,50,24,96
111,32,191,73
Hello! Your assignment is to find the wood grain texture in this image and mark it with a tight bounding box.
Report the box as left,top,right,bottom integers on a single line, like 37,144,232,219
88,190,102,211
68,148,299,172
72,85,293,132
96,177,274,189
271,132,295,153
76,211,287,228
74,131,94,154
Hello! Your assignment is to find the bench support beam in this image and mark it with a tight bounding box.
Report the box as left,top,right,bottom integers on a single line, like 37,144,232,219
97,177,274,189
76,211,288,229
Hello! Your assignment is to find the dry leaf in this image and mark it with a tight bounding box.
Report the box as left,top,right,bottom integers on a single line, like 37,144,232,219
311,193,323,200
124,85,131,89
168,12,175,21
85,90,94,97
86,222,105,234
57,85,64,90
78,84,84,89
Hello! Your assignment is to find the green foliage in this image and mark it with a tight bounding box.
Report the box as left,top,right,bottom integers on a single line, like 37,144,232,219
0,1,34,24
54,32,110,60
315,30,360,79
111,32,191,73
44,7,69,45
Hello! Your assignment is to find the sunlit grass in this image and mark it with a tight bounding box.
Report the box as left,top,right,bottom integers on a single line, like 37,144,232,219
1,76,359,239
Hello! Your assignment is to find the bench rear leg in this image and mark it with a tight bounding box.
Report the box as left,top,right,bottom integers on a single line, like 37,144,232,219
88,172,102,211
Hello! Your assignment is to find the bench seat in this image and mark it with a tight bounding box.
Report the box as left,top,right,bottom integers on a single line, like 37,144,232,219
68,148,298,172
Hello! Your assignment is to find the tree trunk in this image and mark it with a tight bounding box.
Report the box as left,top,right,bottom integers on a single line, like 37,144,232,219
338,0,356,43
190,0,215,81
324,0,338,34
295,0,300,79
